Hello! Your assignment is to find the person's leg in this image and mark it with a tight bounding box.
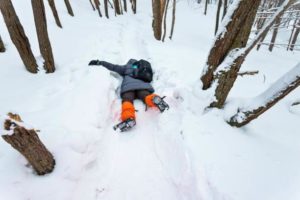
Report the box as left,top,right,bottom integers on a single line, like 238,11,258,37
121,91,136,121
136,89,152,104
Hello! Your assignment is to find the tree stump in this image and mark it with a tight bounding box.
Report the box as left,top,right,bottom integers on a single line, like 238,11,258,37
2,117,55,175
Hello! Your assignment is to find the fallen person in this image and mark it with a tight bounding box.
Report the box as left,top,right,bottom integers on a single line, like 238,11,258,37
88,59,169,132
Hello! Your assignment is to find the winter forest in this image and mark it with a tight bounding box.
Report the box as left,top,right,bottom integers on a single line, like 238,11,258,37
0,0,299,199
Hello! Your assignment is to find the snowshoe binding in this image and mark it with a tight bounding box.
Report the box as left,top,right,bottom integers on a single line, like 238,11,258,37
152,96,169,112
113,118,136,132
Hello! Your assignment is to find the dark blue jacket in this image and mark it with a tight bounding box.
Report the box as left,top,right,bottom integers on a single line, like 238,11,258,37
100,59,154,94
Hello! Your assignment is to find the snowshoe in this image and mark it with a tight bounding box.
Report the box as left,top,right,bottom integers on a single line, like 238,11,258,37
113,118,136,132
152,96,169,113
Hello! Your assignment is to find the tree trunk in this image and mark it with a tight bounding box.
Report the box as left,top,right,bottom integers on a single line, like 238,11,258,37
104,0,109,18
32,0,55,73
89,0,96,11
152,0,163,40
64,0,74,16
229,62,300,127
130,0,136,14
201,0,261,90
0,0,38,73
123,0,127,12
204,0,208,15
268,17,281,51
169,0,176,40
222,0,228,19
2,118,55,175
113,0,121,15
290,20,300,51
47,0,63,28
0,35,5,52
162,0,170,42
210,0,295,108
215,0,222,35
94,0,103,17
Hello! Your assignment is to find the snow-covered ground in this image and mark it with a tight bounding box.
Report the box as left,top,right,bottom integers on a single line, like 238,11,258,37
0,1,300,200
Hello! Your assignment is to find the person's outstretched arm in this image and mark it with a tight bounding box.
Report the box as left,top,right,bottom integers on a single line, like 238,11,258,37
89,60,126,75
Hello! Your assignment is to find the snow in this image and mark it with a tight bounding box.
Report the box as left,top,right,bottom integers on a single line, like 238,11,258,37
1,1,300,200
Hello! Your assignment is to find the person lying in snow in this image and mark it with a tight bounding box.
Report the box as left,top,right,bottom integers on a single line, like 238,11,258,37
88,59,169,132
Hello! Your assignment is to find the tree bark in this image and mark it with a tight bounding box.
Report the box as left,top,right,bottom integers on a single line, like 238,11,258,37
210,0,295,108
162,0,170,42
229,62,300,127
32,0,55,73
201,0,261,90
47,0,63,28
268,17,281,51
64,0,74,16
0,0,38,73
104,0,109,18
0,35,5,52
169,0,176,40
2,118,55,175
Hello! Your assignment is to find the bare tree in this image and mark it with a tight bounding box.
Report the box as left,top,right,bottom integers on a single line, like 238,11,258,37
113,0,121,15
130,0,136,14
162,0,170,42
89,0,96,10
0,0,38,73
169,0,176,40
210,0,295,108
123,0,127,12
104,0,109,18
152,0,163,40
94,0,103,17
201,0,261,90
289,19,300,51
229,62,300,127
32,0,56,73
0,35,5,52
222,0,228,19
64,0,74,16
204,0,208,15
215,0,222,35
47,0,62,28
2,114,55,175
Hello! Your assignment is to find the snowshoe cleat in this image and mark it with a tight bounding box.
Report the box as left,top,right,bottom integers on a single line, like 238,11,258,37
152,96,169,113
113,118,136,132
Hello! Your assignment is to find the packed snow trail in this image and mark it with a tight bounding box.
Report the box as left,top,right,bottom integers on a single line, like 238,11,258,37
61,11,201,200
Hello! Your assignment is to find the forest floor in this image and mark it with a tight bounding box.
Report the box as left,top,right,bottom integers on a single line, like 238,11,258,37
0,1,300,200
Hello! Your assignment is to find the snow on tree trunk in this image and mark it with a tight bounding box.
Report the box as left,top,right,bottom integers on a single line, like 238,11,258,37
210,0,296,108
47,0,63,28
32,0,56,73
229,62,300,127
2,114,55,175
64,0,74,16
0,35,5,52
0,0,38,73
200,0,261,90
130,0,136,14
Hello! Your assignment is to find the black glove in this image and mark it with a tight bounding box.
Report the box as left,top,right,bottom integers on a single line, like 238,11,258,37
88,60,102,66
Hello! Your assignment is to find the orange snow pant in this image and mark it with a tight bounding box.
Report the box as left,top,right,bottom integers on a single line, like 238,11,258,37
121,90,159,121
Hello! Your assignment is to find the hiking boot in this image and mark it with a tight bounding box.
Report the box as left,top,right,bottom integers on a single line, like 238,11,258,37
113,118,136,132
152,96,169,113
